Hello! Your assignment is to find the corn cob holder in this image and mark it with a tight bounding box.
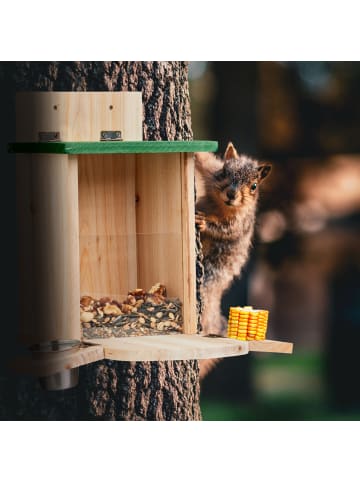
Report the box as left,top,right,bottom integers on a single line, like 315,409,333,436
227,306,269,341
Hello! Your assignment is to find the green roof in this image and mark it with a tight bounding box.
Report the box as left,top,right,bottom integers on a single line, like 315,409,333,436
9,140,218,155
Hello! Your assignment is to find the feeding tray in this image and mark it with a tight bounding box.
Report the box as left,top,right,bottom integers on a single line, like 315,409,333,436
83,334,293,362
11,336,293,377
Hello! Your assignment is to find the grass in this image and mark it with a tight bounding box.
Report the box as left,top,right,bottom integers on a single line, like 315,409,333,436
200,397,360,421
200,350,360,421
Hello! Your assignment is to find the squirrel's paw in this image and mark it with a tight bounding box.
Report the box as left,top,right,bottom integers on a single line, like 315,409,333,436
195,211,207,232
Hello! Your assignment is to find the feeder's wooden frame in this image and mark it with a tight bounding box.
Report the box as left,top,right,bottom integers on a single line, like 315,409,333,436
12,92,293,377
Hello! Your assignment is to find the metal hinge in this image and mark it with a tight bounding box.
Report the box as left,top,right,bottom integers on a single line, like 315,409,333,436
100,130,122,141
38,131,61,142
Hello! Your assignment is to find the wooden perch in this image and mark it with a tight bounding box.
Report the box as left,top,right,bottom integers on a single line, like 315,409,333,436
84,334,293,362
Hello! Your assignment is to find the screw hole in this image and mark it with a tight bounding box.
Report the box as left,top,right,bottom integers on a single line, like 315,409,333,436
53,105,58,110
109,105,113,110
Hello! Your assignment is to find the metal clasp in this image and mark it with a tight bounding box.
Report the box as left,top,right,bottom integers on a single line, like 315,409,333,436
38,131,61,142
100,130,122,141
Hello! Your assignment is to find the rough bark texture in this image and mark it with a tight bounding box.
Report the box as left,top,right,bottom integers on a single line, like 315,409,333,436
83,359,200,420
11,61,201,421
14,61,193,141
196,223,204,333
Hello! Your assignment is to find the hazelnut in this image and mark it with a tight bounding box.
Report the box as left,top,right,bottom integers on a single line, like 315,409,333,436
80,311,95,323
148,283,167,297
99,296,111,305
121,303,133,314
103,304,122,316
127,295,136,305
80,295,94,307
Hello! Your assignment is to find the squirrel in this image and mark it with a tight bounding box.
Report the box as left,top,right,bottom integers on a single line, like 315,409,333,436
195,142,271,376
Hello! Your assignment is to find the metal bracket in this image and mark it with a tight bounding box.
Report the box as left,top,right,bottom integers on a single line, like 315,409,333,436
38,131,61,142
100,130,122,141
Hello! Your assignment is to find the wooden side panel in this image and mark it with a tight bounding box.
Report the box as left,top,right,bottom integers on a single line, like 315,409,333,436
16,154,35,343
180,153,197,334
16,92,142,142
16,154,80,344
78,154,137,300
135,153,183,298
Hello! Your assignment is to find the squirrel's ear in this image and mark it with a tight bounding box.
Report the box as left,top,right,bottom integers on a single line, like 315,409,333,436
257,164,272,182
224,142,239,160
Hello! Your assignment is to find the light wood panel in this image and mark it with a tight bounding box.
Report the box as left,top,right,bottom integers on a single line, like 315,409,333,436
180,153,197,333
16,92,142,142
78,154,137,300
15,154,35,342
135,153,183,297
16,154,80,344
136,234,183,296
135,153,182,234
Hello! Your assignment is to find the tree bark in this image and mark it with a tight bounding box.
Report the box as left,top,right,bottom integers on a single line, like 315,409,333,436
11,61,201,421
14,61,193,142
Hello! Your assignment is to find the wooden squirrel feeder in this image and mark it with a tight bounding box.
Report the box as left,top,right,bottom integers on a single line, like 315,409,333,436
11,92,292,388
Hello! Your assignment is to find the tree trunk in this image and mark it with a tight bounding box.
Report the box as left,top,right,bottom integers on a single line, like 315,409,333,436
11,61,201,421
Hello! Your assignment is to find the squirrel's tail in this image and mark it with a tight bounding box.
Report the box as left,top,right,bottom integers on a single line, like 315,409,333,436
199,358,220,379
194,151,223,177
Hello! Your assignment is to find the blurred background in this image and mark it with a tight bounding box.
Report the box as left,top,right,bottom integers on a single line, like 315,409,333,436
190,61,360,420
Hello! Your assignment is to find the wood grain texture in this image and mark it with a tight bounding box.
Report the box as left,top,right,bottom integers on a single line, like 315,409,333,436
181,153,197,333
85,334,249,361
11,344,104,377
15,154,35,342
16,154,80,344
78,154,137,300
16,92,142,142
248,339,293,354
135,153,183,298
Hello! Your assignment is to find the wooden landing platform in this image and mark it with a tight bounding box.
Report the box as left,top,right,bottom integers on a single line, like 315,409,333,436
248,339,293,354
11,335,293,377
84,334,293,362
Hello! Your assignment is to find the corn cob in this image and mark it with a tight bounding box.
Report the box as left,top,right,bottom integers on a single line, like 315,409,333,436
255,309,268,340
227,306,269,341
227,307,241,339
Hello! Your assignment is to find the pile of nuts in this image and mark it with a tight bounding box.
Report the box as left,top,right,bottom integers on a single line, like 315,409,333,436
81,283,183,339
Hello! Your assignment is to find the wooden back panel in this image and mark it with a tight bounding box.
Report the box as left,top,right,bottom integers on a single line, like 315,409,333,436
78,154,137,300
135,153,183,296
16,92,142,142
78,152,197,333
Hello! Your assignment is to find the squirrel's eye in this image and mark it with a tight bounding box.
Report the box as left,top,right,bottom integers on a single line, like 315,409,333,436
250,183,257,192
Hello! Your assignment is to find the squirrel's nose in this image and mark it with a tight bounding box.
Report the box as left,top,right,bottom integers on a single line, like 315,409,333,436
227,189,236,200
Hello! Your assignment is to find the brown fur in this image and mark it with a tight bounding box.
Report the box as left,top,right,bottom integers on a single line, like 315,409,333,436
195,142,271,377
